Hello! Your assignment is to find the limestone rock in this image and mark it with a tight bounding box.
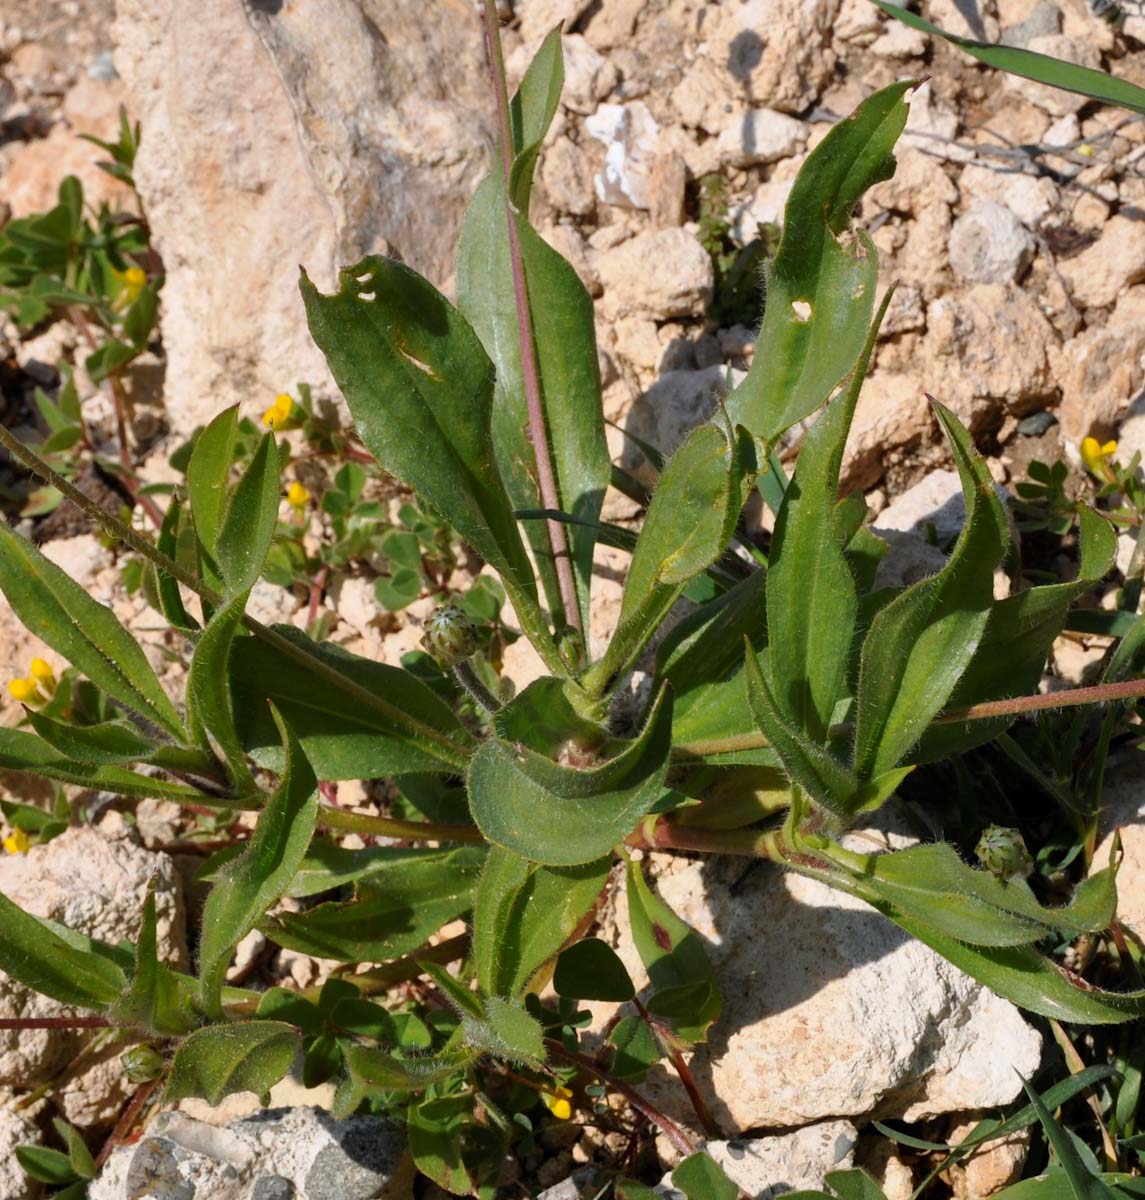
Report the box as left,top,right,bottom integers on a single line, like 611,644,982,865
113,0,493,433
715,107,805,167
518,0,596,43
0,1091,41,1200
842,371,933,493
1057,286,1145,442
657,1123,858,1198
584,101,662,210
0,123,132,218
669,56,739,135
595,228,713,319
1058,216,1145,310
869,148,958,215
0,826,187,1087
957,163,1058,227
89,1108,413,1200
946,1120,1030,1200
540,137,596,217
948,202,1035,284
921,284,1057,430
608,850,1042,1131
1093,753,1145,938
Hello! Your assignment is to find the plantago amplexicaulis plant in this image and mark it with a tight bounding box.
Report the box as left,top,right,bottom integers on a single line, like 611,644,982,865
1,11,1144,1193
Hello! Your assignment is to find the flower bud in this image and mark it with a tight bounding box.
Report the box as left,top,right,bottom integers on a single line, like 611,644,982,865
121,1043,165,1084
975,824,1034,881
422,603,480,667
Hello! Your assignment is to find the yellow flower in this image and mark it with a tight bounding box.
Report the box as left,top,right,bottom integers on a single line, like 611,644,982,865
111,264,146,310
1081,436,1117,476
543,1086,573,1121
287,481,310,509
8,678,41,704
262,393,298,430
3,828,30,855
29,658,55,688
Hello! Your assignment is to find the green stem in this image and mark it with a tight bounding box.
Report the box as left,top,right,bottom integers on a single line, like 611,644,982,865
317,805,486,844
452,661,501,714
0,424,476,771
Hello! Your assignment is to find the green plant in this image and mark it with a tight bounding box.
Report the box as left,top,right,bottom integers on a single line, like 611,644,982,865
695,172,775,328
2,15,1145,1196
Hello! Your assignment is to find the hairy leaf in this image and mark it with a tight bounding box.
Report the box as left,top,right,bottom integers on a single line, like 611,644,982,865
165,1022,299,1105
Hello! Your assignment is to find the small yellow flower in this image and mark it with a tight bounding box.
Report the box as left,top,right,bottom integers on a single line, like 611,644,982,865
1081,436,1118,476
543,1086,573,1121
8,678,41,704
1079,143,1094,158
111,264,146,310
29,658,55,688
3,827,30,855
287,481,310,509
263,393,299,431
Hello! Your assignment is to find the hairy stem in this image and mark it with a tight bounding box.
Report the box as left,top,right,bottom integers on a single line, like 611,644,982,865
317,804,485,844
452,660,502,714
480,0,582,643
0,423,476,771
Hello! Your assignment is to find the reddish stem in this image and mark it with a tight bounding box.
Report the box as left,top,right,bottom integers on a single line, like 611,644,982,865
0,1017,111,1029
96,1078,160,1168
634,998,721,1139
480,0,582,640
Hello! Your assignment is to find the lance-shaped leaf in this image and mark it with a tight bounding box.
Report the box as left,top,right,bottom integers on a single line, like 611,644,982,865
26,710,160,765
166,1022,299,1105
0,726,220,802
914,504,1116,762
766,287,892,740
468,684,673,865
626,857,720,1044
282,842,475,899
853,403,1008,779
300,256,541,625
472,847,611,998
264,845,484,962
586,422,752,695
230,629,473,778
0,524,184,739
0,890,126,1008
824,840,1118,947
187,592,256,792
186,404,239,582
457,29,609,629
198,710,317,1014
725,82,911,441
876,1,1145,115
215,431,280,594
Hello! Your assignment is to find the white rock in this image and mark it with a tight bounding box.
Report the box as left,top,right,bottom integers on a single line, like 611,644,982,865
870,147,958,215
732,158,803,238
948,201,1035,284
875,469,970,540
618,366,744,484
1044,112,1080,147
0,1092,40,1200
1057,286,1145,442
113,0,493,433
609,850,1042,1131
957,163,1058,227
594,228,714,319
0,827,187,1089
1059,216,1145,309
541,137,596,217
90,1107,413,1200
1093,753,1145,938
715,107,805,168
518,0,595,43
669,55,739,135
947,1119,1030,1200
657,1123,858,1198
585,101,662,210
902,84,972,163
869,19,928,56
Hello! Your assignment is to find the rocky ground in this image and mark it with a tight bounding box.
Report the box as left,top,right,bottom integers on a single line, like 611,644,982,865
4,0,1145,1197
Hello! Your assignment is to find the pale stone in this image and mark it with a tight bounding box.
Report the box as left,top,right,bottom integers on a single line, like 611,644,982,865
608,849,1042,1131
921,284,1057,430
957,163,1059,227
657,1123,858,1198
584,101,662,210
0,124,132,217
90,1108,413,1200
869,147,958,214
947,1121,1030,1200
510,33,616,116
732,158,803,239
669,55,738,135
1092,753,1145,938
541,137,596,217
948,202,1035,284
869,19,928,56
843,371,933,493
594,228,714,319
0,827,186,1087
0,1092,40,1200
113,0,493,433
518,0,595,43
1058,216,1145,309
715,107,805,168
1057,286,1145,442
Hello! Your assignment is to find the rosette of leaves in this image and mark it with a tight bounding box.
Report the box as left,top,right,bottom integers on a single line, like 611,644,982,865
0,23,1142,1196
